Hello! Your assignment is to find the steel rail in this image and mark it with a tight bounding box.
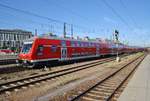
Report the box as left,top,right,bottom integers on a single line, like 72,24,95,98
70,54,146,101
0,57,115,94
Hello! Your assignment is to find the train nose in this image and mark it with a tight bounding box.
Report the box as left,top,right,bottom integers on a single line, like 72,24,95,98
23,60,27,63
18,53,30,60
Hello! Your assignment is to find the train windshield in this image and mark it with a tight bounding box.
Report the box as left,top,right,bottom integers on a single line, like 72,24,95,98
21,43,32,53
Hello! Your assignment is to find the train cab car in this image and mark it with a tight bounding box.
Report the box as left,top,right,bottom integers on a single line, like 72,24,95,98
17,37,61,67
17,38,35,67
17,36,102,67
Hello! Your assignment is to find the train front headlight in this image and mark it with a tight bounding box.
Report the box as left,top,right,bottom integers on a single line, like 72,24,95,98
23,60,27,63
16,60,19,63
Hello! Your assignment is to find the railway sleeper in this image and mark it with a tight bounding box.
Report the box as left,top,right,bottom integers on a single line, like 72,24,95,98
9,84,17,87
111,97,118,101
89,90,110,96
94,88,114,93
113,93,120,98
116,87,126,92
82,94,106,101
1,85,9,89
81,97,99,101
97,85,117,90
17,82,24,85
101,82,118,86
107,80,123,84
100,84,117,88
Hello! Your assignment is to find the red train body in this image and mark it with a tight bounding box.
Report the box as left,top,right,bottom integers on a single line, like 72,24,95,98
17,36,144,67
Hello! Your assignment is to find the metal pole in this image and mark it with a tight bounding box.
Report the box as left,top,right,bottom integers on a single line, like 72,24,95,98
63,23,66,38
71,24,73,39
35,29,37,36
117,43,118,57
115,30,120,62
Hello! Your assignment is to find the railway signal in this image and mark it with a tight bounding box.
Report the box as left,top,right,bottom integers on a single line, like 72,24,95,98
114,29,120,62
114,29,119,42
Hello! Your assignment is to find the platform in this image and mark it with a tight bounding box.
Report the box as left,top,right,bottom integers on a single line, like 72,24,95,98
118,54,150,101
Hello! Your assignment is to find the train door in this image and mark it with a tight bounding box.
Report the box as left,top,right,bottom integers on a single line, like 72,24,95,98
61,40,67,60
96,44,100,56
61,48,67,60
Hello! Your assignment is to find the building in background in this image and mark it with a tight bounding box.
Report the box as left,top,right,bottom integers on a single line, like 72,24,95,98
0,29,32,51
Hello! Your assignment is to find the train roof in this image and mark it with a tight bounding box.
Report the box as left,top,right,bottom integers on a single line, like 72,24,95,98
24,35,138,48
26,35,118,44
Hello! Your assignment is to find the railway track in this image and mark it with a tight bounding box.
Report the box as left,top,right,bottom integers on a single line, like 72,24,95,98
70,54,146,101
0,64,24,74
0,56,116,94
0,56,111,74
0,55,125,74
0,58,16,65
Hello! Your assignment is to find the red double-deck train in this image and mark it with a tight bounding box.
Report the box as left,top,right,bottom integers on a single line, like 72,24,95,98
17,36,144,67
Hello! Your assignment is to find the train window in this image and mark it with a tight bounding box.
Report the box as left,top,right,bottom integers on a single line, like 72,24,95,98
80,42,82,47
21,43,32,53
91,43,93,47
92,43,94,47
86,42,89,47
51,45,57,52
61,40,66,47
90,43,91,47
76,42,78,47
84,42,86,47
81,42,84,47
74,41,76,47
83,42,86,47
37,45,43,55
78,41,81,47
39,46,43,51
77,41,80,47
76,41,79,47
71,41,75,47
89,43,90,47
88,43,91,47
96,43,99,47
94,43,97,47
92,43,95,47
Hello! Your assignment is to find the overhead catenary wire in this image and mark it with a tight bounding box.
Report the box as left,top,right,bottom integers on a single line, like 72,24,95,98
3,2,100,36
0,0,70,34
0,10,64,35
45,0,106,35
45,0,92,25
0,3,66,24
119,0,140,29
100,0,133,30
0,9,53,28
0,2,91,35
0,1,114,38
0,20,36,30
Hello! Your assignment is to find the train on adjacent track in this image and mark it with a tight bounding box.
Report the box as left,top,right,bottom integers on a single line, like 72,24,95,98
16,36,144,68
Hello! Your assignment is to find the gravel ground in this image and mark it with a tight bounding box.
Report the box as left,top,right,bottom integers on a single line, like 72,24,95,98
0,57,113,84
45,53,143,101
0,53,143,101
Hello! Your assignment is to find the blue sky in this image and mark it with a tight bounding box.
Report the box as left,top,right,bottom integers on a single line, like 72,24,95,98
0,0,149,46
